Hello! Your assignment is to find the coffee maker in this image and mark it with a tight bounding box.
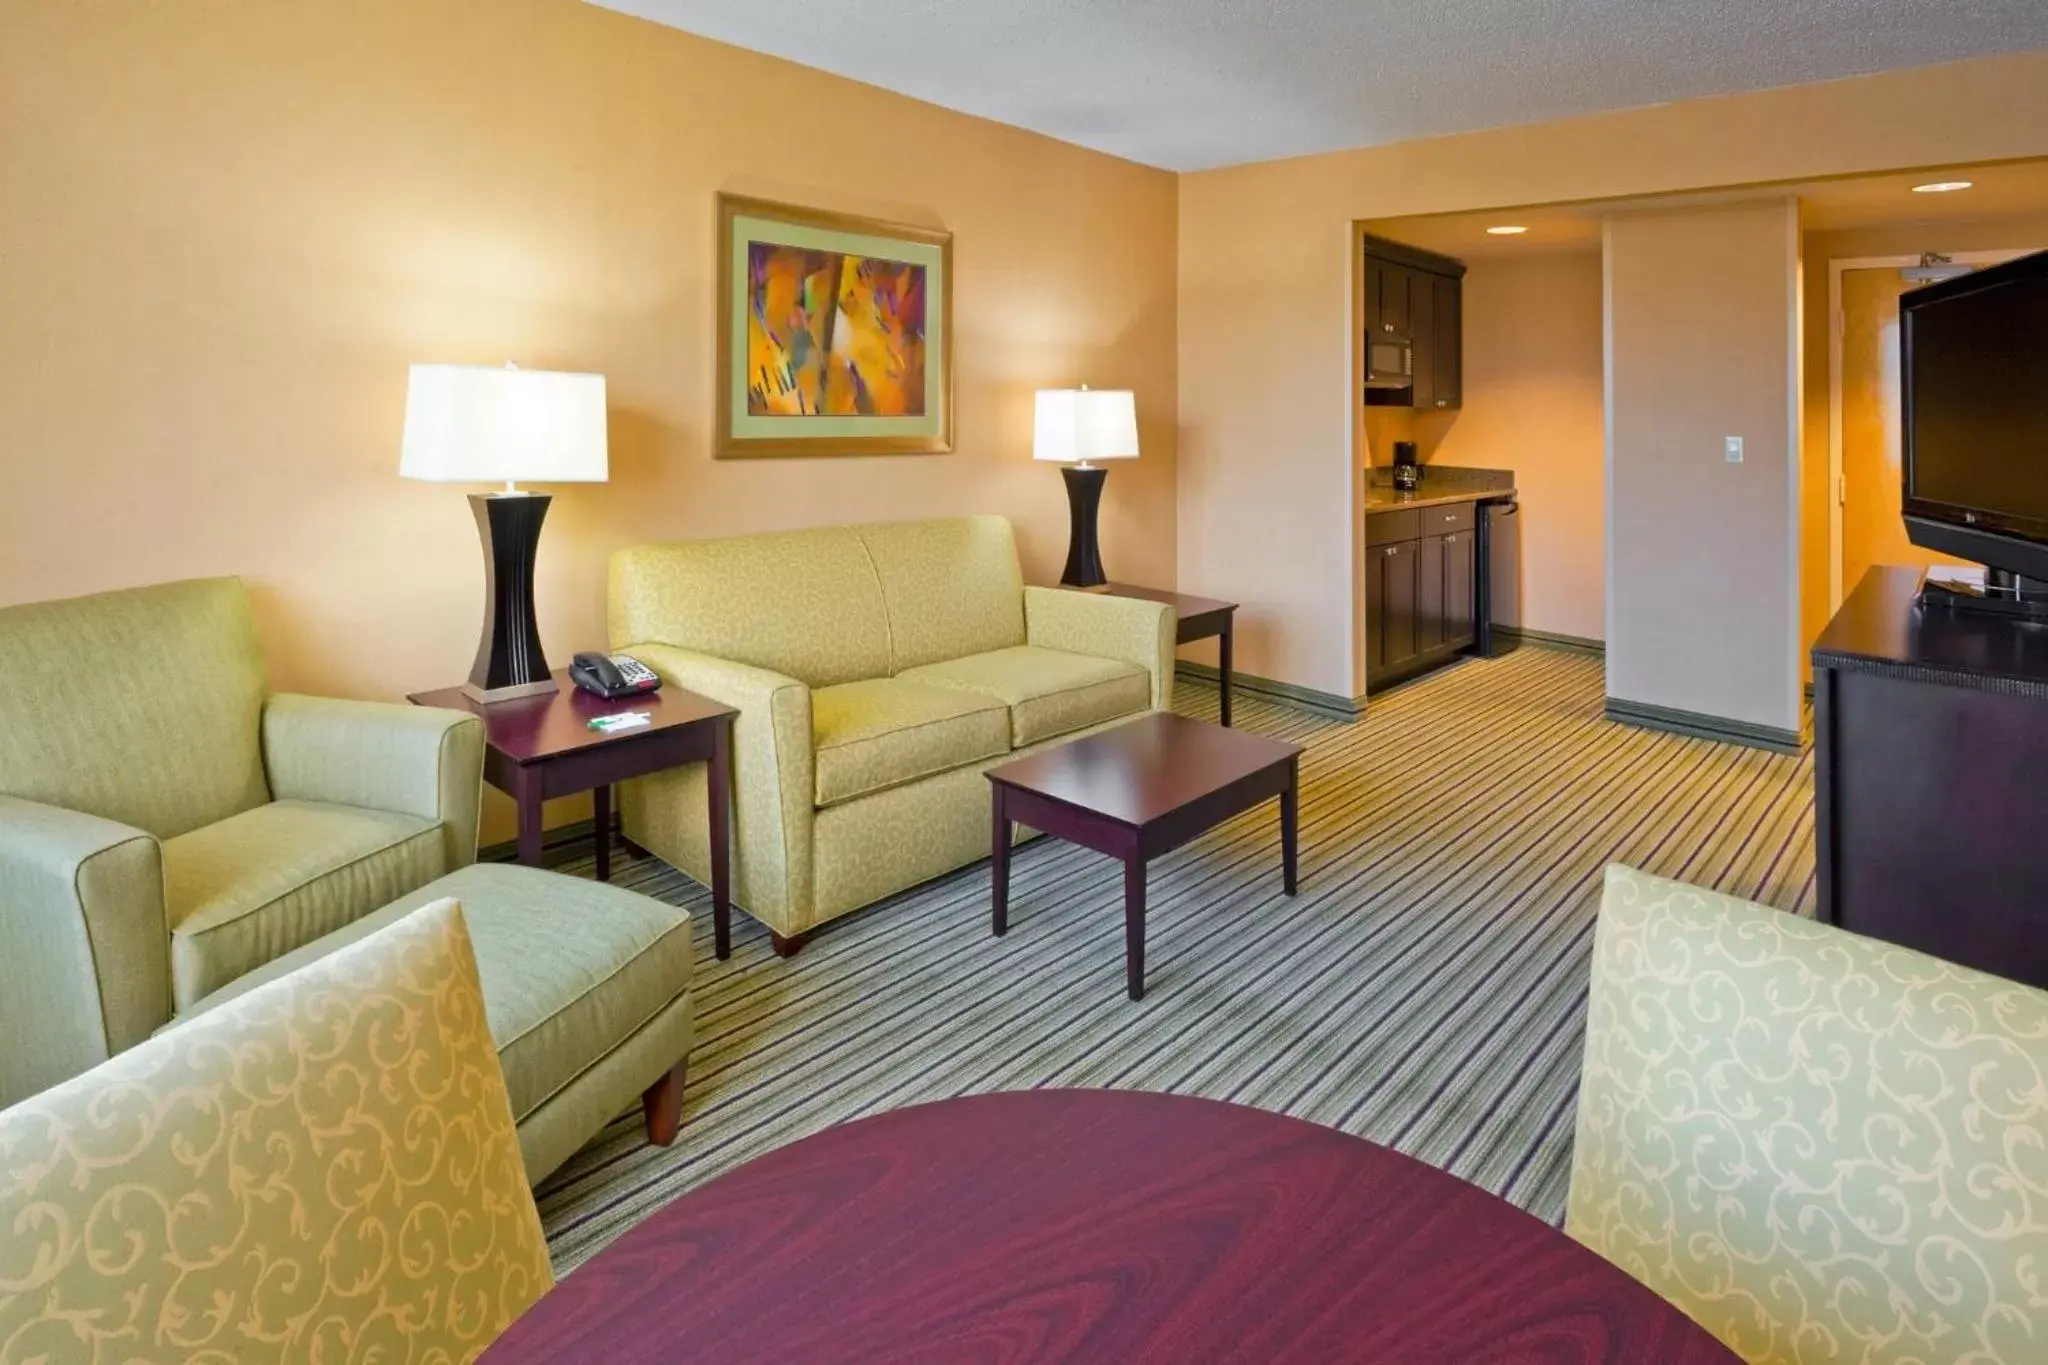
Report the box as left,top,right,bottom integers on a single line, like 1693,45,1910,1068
1391,441,1421,491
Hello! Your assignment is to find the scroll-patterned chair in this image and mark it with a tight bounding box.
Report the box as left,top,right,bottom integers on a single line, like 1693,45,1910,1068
1570,864,2048,1365
0,898,552,1364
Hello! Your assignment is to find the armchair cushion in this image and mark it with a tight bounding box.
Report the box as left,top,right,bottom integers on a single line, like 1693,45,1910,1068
0,897,551,1365
901,645,1151,746
0,796,165,1106
1568,864,2048,1365
812,678,1011,807
164,799,444,1008
262,693,486,868
0,577,268,840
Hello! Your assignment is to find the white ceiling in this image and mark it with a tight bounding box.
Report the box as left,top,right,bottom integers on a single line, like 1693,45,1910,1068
588,0,2048,172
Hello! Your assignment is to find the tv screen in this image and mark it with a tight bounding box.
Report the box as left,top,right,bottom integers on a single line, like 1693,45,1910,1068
1905,261,2048,542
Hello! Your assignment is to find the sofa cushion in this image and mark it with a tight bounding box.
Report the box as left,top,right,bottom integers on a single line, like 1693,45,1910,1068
179,862,694,1140
812,677,1012,807
0,577,269,841
853,516,1027,673
164,798,445,1008
608,525,891,687
0,898,552,1365
900,646,1151,746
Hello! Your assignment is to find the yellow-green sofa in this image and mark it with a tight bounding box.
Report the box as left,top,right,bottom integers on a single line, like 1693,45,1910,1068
0,577,484,1107
608,515,1174,949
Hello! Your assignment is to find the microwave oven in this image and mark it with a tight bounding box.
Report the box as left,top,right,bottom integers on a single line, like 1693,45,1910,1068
1363,332,1413,389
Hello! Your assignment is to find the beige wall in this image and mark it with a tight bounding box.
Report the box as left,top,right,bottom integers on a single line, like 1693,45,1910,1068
1410,252,1605,642
0,0,1178,841
1178,53,2048,699
1797,213,2048,657
1605,200,1801,734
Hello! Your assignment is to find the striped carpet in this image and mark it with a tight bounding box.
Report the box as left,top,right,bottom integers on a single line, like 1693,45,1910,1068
530,646,1816,1274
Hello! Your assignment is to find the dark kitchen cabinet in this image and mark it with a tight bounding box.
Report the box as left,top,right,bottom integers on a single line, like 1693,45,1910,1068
1367,502,1479,688
1428,272,1462,411
1361,234,1465,411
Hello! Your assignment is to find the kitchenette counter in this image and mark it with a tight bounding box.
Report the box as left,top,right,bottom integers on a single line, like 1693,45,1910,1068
1364,465,1515,510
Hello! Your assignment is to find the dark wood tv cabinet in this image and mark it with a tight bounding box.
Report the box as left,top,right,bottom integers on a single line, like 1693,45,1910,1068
1813,566,2048,989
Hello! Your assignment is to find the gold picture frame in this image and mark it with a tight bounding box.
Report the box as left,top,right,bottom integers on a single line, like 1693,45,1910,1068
715,193,954,458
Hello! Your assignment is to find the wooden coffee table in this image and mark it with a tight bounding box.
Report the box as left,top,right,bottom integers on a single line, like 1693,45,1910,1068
986,713,1302,999
480,1091,1740,1363
408,671,739,958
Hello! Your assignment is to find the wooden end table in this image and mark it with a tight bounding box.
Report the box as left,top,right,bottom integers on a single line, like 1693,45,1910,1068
1086,584,1239,725
480,1091,1740,1363
986,713,1301,999
408,671,739,959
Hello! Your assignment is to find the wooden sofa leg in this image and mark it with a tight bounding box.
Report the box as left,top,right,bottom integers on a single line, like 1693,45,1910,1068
642,1061,687,1147
770,930,812,959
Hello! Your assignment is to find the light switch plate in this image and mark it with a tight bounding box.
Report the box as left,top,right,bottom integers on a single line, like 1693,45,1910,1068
1724,436,1744,464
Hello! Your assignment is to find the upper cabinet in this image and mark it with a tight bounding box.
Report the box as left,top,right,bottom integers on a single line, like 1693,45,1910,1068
1362,236,1465,410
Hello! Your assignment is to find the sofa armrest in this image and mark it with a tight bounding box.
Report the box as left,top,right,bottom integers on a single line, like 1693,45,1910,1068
1023,586,1176,710
620,643,816,922
261,695,486,869
0,795,167,1104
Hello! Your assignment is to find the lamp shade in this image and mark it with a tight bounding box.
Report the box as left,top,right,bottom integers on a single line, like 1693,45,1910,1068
1033,389,1139,464
400,364,609,483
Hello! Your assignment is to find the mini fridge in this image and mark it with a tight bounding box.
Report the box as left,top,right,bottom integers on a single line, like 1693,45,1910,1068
1474,498,1520,657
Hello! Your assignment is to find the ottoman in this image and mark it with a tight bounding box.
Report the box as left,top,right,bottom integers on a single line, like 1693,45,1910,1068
178,862,694,1186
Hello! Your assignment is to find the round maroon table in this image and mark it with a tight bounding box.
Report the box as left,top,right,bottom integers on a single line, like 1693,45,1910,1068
487,1091,1737,1364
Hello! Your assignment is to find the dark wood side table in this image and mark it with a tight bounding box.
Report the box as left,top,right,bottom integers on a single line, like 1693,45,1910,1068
1088,583,1239,725
986,713,1300,1000
408,671,740,959
480,1090,1740,1364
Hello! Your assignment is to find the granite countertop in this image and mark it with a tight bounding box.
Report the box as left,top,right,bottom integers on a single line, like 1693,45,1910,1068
1365,466,1515,511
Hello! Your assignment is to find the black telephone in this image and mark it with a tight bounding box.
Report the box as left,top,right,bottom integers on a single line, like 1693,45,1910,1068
570,652,662,700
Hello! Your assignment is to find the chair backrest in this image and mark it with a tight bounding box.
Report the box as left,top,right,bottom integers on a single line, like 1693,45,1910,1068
608,516,1026,686
853,515,1026,673
0,897,552,1363
0,577,269,838
1569,864,2048,1365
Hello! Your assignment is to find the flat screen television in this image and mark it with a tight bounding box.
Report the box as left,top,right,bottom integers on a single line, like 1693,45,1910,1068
1901,247,2048,586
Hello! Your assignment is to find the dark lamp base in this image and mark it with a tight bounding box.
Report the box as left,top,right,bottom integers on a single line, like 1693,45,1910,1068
466,492,558,704
1059,464,1110,588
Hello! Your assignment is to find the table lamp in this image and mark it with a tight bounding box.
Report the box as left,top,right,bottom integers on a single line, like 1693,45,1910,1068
1034,387,1139,587
401,363,608,703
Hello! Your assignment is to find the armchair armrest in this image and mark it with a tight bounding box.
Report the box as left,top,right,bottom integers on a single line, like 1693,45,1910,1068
0,795,166,1105
1024,586,1176,709
261,695,486,869
620,643,815,922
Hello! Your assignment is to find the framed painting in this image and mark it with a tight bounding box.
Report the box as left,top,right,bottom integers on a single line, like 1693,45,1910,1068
716,193,953,458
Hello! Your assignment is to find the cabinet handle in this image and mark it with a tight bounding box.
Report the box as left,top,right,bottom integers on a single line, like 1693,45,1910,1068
1384,546,1398,557
1436,400,1448,408
1383,323,1394,332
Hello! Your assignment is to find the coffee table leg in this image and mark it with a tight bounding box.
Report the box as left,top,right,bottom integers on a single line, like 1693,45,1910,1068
1281,759,1299,896
1124,858,1147,1001
710,722,733,961
1219,616,1234,728
593,784,612,882
990,784,1010,936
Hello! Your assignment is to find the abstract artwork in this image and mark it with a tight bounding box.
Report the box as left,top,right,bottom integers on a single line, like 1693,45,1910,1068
717,195,952,457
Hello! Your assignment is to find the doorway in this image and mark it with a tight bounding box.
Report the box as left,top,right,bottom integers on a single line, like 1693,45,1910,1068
1826,251,2033,608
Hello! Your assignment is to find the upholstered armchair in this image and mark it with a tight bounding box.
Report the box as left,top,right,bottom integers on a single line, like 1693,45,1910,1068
0,577,484,1106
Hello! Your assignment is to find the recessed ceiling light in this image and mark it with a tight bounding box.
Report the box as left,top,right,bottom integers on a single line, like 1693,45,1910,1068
1911,181,1974,194
1486,225,1529,236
